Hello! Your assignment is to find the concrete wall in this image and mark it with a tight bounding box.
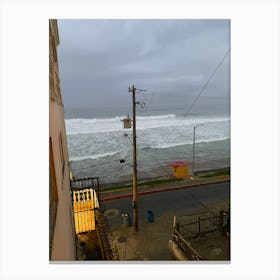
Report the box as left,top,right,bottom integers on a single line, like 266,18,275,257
49,19,76,261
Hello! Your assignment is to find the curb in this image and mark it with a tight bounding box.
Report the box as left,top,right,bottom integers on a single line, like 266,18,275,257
101,179,230,202
168,240,188,261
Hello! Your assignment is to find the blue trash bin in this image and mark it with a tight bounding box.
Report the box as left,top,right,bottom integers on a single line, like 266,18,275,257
147,210,154,223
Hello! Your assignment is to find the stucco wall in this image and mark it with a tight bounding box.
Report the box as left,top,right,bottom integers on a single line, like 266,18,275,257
49,19,76,261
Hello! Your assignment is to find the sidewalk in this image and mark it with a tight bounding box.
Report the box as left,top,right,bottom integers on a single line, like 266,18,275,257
112,217,175,260
110,201,230,261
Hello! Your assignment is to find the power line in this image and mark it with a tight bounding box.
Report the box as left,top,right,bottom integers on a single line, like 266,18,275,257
141,48,230,115
184,48,230,116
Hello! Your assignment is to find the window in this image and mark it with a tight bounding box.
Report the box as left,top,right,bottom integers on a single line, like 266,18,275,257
51,35,58,62
49,138,58,259
49,58,55,98
59,133,65,179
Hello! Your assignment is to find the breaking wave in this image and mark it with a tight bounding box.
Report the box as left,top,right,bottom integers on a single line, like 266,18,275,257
70,151,119,162
66,114,229,136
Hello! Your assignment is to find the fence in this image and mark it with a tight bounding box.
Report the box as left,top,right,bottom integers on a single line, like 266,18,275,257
175,210,229,240
71,177,100,201
173,209,230,260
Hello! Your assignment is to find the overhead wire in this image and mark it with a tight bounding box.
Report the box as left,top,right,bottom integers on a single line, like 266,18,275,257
183,48,230,116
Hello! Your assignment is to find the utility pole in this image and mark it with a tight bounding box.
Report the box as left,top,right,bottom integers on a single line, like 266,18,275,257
129,85,138,232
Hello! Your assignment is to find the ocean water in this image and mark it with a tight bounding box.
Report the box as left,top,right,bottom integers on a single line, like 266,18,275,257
65,106,230,185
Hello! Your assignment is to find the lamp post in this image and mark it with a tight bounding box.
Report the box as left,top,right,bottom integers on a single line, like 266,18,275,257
192,124,204,176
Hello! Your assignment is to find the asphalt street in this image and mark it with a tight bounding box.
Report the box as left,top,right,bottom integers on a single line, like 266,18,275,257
102,182,230,230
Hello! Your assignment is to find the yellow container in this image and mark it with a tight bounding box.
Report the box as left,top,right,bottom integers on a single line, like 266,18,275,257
168,161,189,178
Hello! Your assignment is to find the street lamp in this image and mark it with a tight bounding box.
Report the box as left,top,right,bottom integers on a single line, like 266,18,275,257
192,124,204,176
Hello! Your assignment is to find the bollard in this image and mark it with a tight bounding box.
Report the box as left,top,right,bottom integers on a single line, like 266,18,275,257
122,213,129,227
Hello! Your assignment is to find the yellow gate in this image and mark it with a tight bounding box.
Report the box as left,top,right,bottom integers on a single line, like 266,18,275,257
72,188,96,234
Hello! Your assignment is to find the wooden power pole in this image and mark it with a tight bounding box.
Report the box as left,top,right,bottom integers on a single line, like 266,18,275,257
129,85,138,232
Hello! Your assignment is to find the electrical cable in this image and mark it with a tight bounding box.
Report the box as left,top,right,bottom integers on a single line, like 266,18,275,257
183,48,230,116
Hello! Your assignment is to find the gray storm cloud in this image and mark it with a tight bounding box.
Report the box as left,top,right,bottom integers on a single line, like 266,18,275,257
57,19,230,111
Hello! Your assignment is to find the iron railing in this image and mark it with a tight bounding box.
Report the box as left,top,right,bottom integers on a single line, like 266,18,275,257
70,177,100,201
173,209,230,260
173,228,203,260
95,209,119,260
176,210,229,240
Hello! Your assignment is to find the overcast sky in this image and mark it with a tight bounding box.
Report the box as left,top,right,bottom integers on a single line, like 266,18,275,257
57,19,230,110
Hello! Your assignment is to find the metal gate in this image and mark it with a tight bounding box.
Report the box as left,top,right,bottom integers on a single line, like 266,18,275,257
72,188,96,234
71,178,100,234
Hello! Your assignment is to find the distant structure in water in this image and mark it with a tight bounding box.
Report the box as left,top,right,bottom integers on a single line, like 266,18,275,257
49,19,76,261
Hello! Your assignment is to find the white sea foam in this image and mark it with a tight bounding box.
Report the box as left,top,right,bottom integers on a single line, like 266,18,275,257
150,137,230,149
70,151,118,162
137,114,175,120
67,111,230,182
66,114,229,136
67,114,230,165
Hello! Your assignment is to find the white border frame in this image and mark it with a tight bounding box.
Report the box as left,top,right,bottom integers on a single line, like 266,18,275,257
0,0,279,279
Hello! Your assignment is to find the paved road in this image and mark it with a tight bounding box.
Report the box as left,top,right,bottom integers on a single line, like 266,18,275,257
103,181,230,230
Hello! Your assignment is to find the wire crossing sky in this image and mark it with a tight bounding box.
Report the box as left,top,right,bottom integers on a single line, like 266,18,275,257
57,19,230,110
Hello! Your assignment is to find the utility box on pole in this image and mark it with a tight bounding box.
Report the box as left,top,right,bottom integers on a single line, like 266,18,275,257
121,115,132,129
